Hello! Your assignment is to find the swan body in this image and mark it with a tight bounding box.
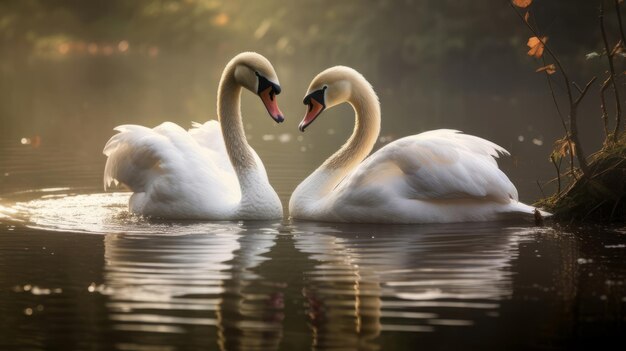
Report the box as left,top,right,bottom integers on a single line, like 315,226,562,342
289,66,546,223
104,52,284,220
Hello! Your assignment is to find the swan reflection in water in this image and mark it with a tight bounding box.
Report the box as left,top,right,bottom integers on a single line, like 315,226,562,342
102,222,283,350
102,219,537,350
291,220,534,350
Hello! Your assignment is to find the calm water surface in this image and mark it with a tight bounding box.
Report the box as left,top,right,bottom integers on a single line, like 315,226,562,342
0,142,624,351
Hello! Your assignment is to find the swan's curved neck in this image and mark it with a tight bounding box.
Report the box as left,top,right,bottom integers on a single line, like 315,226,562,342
218,65,256,171
217,64,266,207
293,79,381,207
323,84,380,172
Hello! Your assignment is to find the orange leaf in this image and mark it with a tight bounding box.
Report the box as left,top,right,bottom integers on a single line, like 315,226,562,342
535,64,556,75
553,137,575,159
527,36,548,58
512,0,533,8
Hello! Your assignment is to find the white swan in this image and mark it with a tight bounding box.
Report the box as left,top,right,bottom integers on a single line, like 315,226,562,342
103,52,284,220
289,66,545,223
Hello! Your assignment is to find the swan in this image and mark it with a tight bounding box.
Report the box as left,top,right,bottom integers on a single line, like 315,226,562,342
289,66,546,223
103,52,284,220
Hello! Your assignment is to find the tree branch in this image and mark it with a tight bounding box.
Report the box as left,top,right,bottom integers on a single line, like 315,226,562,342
510,2,590,175
574,76,597,106
601,3,623,142
542,57,569,134
600,77,612,139
573,82,584,94
615,0,626,49
550,155,562,194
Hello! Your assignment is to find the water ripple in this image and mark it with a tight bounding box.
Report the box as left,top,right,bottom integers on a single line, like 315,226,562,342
0,189,240,235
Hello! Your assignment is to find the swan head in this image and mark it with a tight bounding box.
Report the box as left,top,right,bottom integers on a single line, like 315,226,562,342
299,66,361,132
232,52,284,123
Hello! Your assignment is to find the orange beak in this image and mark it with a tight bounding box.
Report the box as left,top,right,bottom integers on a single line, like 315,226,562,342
299,98,325,132
259,87,284,123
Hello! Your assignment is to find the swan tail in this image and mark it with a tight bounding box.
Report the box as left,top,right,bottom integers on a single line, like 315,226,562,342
504,201,552,218
103,125,167,192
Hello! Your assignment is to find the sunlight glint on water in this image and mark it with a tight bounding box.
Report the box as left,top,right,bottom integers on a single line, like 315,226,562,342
0,190,240,235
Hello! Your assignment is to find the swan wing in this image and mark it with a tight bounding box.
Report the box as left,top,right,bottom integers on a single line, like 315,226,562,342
103,123,168,192
339,129,518,203
103,122,237,196
188,120,234,174
189,120,269,177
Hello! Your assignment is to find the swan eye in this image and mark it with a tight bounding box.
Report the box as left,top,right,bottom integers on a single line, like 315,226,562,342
303,88,326,112
256,73,280,96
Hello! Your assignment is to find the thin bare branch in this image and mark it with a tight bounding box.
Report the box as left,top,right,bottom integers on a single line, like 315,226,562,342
550,155,562,194
574,76,597,106
600,3,623,142
569,140,576,180
600,77,612,139
536,180,546,198
610,197,621,220
615,0,626,49
568,76,596,178
542,56,569,134
573,82,584,94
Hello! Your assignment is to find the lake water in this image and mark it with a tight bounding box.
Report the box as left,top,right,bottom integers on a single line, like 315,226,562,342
0,140,624,350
